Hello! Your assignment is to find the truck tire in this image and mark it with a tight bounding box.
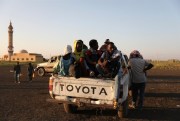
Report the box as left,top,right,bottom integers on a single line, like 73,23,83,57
37,68,45,76
117,99,128,118
63,103,77,113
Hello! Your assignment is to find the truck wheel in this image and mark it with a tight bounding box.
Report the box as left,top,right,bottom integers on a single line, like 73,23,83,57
37,68,45,76
63,103,77,113
117,99,128,118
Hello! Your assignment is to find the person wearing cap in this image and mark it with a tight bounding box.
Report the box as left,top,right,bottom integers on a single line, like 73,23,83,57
99,39,110,52
128,50,153,110
53,45,75,76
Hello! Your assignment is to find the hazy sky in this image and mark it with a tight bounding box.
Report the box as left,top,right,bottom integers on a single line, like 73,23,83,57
0,0,180,60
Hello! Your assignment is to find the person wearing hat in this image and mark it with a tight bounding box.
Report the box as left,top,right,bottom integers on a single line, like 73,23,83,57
53,45,75,76
99,39,110,52
128,50,153,110
100,39,117,52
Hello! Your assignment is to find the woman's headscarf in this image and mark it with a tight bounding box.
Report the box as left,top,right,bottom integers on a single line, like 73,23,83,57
73,40,84,61
63,45,72,56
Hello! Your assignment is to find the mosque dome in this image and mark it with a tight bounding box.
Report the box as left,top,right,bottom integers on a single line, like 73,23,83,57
19,49,28,53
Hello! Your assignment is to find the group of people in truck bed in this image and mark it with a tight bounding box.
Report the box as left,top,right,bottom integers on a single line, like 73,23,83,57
53,39,154,110
53,39,121,79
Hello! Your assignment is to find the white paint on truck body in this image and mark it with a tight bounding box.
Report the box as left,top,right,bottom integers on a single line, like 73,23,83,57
53,77,115,100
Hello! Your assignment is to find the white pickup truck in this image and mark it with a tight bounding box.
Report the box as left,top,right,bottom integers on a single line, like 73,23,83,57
47,54,130,118
35,55,61,76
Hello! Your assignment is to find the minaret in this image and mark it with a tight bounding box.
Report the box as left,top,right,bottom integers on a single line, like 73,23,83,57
8,21,14,61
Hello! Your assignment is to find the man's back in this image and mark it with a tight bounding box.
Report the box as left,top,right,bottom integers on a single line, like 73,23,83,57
129,58,148,83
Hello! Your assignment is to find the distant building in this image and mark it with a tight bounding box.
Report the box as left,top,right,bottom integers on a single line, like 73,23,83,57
3,49,43,62
2,22,44,62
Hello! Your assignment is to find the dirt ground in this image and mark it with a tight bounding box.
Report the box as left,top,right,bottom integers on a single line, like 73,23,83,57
0,65,180,121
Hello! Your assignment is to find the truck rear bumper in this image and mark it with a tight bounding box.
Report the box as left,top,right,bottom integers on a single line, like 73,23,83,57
46,98,63,103
46,98,116,109
46,95,128,109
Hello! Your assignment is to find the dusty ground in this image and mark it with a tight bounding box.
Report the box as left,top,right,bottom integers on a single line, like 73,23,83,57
0,65,180,121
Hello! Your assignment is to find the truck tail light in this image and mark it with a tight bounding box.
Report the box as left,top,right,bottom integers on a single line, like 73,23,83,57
49,77,54,98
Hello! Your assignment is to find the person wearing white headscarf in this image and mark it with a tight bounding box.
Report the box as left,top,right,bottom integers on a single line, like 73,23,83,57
53,45,75,76
63,45,72,56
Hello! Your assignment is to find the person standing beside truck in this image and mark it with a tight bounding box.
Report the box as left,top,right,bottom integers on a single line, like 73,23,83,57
128,50,153,110
14,61,21,84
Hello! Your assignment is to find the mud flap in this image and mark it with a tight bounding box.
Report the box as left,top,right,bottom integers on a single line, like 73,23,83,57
117,98,128,118
63,103,77,113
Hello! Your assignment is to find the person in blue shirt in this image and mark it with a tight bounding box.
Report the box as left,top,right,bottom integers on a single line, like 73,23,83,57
53,45,75,76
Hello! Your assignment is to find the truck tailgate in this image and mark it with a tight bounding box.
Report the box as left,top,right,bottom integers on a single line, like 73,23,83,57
53,77,115,100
